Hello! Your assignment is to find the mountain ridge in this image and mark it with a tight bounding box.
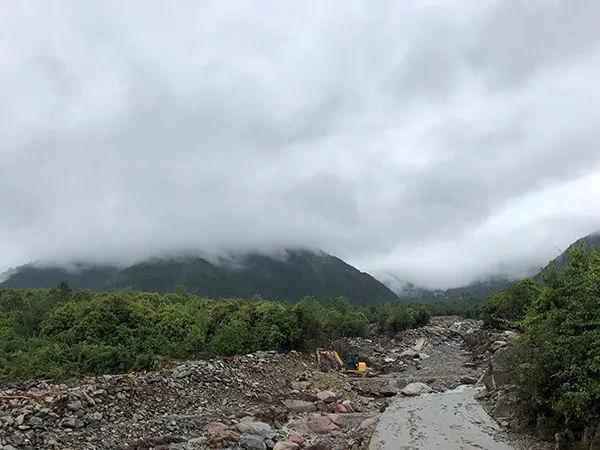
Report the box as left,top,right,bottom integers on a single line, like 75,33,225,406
0,249,399,305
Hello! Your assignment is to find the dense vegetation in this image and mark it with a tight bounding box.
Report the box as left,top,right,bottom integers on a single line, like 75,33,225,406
0,287,429,381
0,250,399,305
481,245,600,437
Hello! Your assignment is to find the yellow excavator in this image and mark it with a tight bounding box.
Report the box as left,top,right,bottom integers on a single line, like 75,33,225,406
316,349,368,374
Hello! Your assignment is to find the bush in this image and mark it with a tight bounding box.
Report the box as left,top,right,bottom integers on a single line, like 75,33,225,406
0,289,429,381
503,245,600,436
481,279,540,329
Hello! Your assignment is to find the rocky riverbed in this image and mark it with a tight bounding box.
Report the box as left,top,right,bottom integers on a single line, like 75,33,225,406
0,317,554,450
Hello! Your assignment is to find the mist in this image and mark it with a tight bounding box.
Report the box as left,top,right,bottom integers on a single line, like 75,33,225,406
2,1,600,289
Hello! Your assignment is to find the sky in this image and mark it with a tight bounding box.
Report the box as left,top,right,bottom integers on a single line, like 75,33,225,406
2,0,600,289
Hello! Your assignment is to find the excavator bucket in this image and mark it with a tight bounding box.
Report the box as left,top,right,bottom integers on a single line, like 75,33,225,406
316,349,344,372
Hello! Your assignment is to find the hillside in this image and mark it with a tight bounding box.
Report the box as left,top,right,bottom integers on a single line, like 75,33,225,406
536,230,600,278
380,275,513,302
0,249,398,304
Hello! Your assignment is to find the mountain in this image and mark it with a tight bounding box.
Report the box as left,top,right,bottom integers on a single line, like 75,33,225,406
536,230,600,278
379,273,513,302
0,249,399,304
441,277,514,301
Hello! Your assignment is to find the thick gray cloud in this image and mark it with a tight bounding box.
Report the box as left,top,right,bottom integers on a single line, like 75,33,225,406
2,0,600,289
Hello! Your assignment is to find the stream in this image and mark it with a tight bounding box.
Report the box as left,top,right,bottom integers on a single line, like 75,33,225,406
369,385,513,450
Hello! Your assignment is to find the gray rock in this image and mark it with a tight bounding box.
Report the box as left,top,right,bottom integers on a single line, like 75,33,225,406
400,382,433,396
399,349,420,358
494,391,518,417
460,376,477,385
66,400,82,411
61,417,85,429
483,348,511,391
239,433,267,450
413,337,426,351
290,381,311,391
236,421,273,438
282,399,316,413
316,390,337,403
27,416,43,426
273,441,300,450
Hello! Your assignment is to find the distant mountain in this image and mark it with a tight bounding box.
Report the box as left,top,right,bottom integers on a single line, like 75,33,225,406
379,273,513,302
0,249,399,304
441,277,513,301
535,230,600,278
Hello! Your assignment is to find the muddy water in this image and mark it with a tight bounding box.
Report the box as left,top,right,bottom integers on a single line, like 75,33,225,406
369,385,514,450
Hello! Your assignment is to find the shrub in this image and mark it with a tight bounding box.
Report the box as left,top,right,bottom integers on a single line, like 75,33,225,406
0,288,429,381
506,245,600,435
481,279,540,329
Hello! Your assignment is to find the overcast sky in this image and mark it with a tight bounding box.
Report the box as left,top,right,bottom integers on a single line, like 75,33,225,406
2,1,600,289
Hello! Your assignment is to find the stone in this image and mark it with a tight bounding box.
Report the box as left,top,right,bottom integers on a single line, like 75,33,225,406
341,400,355,412
66,400,82,411
236,421,273,438
27,416,42,426
494,391,518,417
413,337,426,351
307,416,339,434
290,381,311,391
273,441,300,450
61,417,84,428
188,437,208,447
282,399,316,413
359,416,379,430
239,433,266,450
483,348,511,391
289,433,305,446
400,382,433,396
399,349,420,358
460,376,477,385
206,421,228,436
316,390,337,403
327,413,346,426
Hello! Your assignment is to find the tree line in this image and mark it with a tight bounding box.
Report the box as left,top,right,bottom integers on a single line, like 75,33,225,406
480,245,599,441
0,287,430,381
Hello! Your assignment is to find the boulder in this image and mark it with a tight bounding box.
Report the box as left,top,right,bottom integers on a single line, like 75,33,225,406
316,390,337,403
239,433,266,450
413,337,426,351
289,432,305,446
359,416,379,430
482,348,511,391
290,381,311,391
61,417,84,429
273,441,300,450
327,413,347,426
236,421,273,438
206,422,228,437
399,349,419,358
493,391,518,417
283,399,316,413
307,416,339,434
400,382,433,396
460,376,477,385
